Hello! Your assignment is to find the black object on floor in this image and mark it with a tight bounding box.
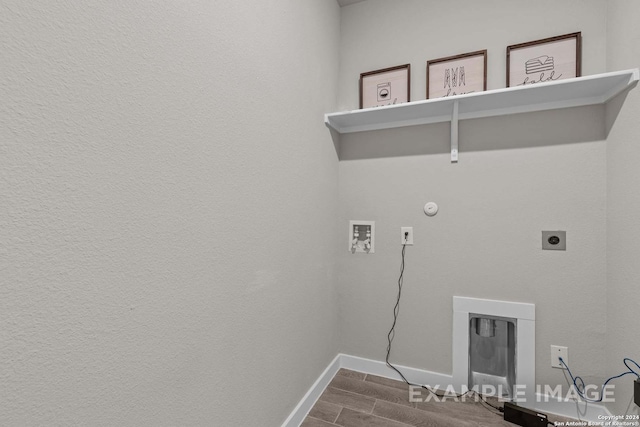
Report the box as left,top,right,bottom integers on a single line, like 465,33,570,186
503,402,548,427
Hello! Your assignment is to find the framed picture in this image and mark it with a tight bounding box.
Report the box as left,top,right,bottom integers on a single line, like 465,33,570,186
359,64,410,109
507,32,581,87
426,50,487,99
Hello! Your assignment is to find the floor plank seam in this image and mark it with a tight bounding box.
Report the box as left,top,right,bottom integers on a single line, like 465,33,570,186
332,406,343,424
307,415,338,426
320,385,375,412
371,399,416,427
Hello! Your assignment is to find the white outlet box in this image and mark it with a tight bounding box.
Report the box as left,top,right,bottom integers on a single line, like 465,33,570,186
401,227,413,245
551,345,568,369
349,220,375,253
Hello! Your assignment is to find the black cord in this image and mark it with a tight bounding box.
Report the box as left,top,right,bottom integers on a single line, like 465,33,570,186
478,397,503,412
385,242,504,415
385,244,414,385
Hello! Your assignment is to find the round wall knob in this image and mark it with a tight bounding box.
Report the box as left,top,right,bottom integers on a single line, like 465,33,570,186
424,202,438,216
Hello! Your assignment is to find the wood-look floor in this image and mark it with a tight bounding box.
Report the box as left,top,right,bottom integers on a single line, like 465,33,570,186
301,368,576,427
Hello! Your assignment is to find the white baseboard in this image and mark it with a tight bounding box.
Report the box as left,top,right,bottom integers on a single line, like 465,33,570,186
281,353,611,426
280,353,341,427
338,353,453,387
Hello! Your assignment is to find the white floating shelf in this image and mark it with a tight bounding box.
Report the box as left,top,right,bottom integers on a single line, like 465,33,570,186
325,69,639,162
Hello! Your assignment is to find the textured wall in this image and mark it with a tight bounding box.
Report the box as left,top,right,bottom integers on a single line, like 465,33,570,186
606,0,640,416
0,1,340,425
337,0,609,399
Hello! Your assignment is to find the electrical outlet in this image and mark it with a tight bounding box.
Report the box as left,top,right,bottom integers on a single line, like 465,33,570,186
401,227,413,245
550,345,568,369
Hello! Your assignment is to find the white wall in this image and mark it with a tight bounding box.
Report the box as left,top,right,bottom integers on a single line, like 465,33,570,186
606,0,640,416
0,1,340,425
337,0,610,398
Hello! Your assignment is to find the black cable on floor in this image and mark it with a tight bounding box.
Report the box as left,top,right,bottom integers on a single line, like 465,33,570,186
385,241,504,416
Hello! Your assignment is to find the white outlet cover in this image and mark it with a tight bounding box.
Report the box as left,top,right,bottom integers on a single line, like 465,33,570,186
401,227,413,245
550,345,568,369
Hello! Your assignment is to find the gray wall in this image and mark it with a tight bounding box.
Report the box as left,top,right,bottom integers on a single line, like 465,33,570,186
2,1,639,424
0,1,340,425
606,0,640,416
338,0,610,396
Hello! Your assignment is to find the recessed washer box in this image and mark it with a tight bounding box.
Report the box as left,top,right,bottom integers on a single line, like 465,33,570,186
542,230,566,251
349,220,375,253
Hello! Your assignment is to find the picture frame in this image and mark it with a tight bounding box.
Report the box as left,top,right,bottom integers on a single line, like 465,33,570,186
506,32,581,87
426,50,487,99
359,64,410,109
